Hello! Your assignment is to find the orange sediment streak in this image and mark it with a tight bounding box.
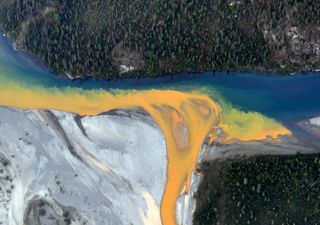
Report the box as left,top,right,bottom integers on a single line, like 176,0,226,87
0,83,291,225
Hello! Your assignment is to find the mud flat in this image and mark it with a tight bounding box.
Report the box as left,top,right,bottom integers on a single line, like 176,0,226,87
0,103,315,225
0,83,294,225
0,106,167,225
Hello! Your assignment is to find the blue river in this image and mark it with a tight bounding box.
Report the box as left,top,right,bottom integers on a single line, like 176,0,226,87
0,31,320,123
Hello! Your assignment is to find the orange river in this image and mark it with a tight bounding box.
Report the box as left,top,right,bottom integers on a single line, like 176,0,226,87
0,82,291,225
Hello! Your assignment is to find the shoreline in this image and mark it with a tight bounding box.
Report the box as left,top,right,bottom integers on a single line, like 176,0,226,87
185,118,320,225
0,104,319,225
1,28,320,225
1,30,320,86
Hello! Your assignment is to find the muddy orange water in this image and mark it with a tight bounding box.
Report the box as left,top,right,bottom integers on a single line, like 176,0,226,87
0,83,291,225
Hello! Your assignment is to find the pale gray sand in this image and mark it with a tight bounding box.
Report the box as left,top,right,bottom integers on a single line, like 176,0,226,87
296,114,320,140
0,105,318,225
310,116,320,126
0,107,166,225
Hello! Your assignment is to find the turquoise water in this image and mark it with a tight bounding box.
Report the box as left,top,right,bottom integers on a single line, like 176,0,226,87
1,31,320,122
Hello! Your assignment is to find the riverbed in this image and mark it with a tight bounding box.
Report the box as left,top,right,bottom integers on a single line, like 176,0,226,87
0,31,320,225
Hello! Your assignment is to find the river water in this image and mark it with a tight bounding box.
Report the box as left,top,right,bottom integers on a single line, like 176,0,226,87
1,32,320,122
0,31,319,225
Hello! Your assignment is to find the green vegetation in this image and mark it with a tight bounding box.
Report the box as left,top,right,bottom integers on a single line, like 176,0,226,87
194,153,320,225
0,0,320,79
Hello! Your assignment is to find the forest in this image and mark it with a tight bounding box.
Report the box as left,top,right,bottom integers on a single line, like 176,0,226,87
193,153,320,225
0,0,320,79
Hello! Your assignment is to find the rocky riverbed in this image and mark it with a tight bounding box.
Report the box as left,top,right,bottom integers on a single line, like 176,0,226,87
0,107,167,225
0,105,318,225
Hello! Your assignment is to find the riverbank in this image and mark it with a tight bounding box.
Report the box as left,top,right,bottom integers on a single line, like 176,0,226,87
0,84,291,225
192,119,320,225
0,106,167,225
185,117,319,225
2,28,320,124
1,23,320,225
0,104,300,225
2,28,320,84
1,1,320,80
194,150,320,225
